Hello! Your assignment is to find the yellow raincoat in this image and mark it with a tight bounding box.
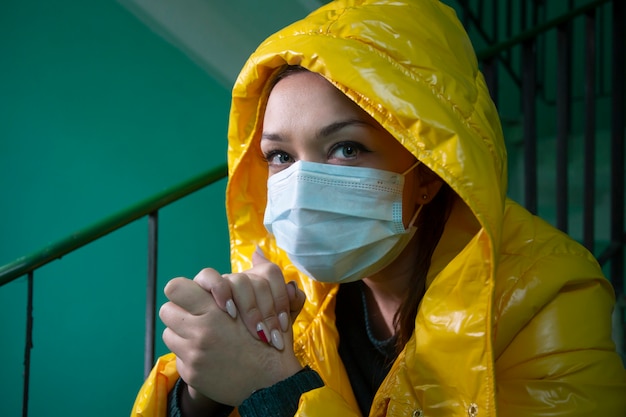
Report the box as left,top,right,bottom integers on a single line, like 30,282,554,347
132,0,626,416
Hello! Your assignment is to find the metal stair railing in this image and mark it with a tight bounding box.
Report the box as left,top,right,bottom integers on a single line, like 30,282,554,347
455,0,614,106
466,0,625,359
0,162,227,417
475,0,623,291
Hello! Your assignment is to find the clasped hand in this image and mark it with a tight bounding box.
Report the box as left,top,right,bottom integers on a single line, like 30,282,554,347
159,249,306,407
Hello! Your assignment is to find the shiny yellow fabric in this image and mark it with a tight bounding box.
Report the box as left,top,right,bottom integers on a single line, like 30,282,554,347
132,0,626,416
132,353,179,417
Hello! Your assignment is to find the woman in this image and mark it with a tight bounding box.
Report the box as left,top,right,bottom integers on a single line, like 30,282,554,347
132,1,626,416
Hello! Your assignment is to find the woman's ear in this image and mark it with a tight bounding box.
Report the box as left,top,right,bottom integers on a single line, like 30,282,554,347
415,165,444,204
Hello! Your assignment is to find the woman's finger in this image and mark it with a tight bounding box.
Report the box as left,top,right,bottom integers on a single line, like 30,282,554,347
249,277,286,350
248,256,291,332
287,281,306,321
221,273,268,343
164,277,212,316
193,268,237,318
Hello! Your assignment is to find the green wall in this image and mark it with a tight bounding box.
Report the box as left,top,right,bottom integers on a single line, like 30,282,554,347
0,1,232,415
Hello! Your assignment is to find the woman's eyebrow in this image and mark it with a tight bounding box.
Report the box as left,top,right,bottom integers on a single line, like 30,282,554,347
317,119,376,138
260,119,377,142
261,132,284,142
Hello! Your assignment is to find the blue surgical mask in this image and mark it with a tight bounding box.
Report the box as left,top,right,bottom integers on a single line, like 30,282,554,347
263,160,421,283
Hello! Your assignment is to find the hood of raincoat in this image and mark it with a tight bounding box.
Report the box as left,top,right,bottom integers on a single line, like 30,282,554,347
226,0,505,274
225,0,505,413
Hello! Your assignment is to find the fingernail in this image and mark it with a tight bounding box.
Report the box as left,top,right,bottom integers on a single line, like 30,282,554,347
226,299,237,319
278,311,289,332
256,322,270,344
287,281,297,298
271,329,284,350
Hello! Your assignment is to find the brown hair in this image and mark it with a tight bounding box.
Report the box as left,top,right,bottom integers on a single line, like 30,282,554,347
394,182,453,350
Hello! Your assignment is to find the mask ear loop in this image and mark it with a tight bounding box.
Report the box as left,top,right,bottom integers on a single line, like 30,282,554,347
402,160,422,176
407,203,424,229
402,159,424,229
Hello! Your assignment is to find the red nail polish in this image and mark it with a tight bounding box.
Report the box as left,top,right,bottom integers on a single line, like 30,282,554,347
256,323,270,344
257,329,269,343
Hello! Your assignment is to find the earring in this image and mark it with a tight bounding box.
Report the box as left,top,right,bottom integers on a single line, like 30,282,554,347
422,194,429,201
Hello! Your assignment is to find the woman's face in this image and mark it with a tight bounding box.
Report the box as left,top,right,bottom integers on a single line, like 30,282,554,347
261,70,422,226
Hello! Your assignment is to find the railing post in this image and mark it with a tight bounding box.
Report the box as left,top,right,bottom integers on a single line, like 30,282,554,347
610,0,626,363
522,38,538,214
610,0,624,297
483,57,498,107
145,211,158,378
582,9,596,252
22,271,34,417
555,21,571,233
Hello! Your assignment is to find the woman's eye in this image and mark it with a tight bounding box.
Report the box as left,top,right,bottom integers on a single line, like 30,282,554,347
264,151,293,165
329,142,366,160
